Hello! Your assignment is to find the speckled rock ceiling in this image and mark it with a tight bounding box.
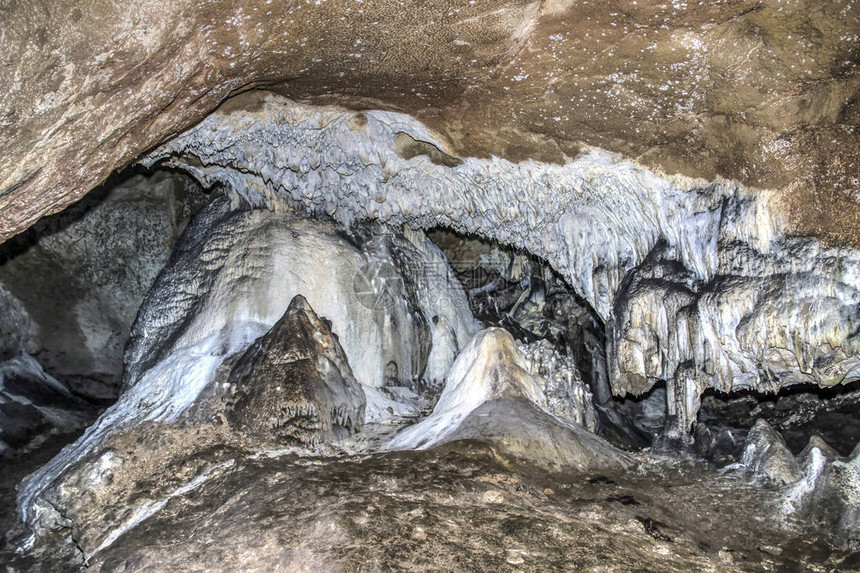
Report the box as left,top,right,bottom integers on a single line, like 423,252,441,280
1,0,858,245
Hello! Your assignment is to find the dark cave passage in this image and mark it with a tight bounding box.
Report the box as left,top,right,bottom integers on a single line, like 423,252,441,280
697,381,860,458
0,167,211,455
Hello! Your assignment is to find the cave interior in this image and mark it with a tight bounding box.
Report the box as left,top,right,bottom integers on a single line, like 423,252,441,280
1,0,860,570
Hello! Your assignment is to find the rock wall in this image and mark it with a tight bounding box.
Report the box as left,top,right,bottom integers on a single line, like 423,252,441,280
0,170,207,400
2,0,857,248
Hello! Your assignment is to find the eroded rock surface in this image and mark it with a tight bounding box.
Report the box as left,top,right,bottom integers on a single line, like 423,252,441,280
1,0,857,247
0,170,207,400
13,443,860,572
16,199,477,546
735,420,860,550
226,295,366,446
388,328,623,471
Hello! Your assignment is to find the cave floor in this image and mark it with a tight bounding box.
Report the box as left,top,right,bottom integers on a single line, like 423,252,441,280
4,439,857,572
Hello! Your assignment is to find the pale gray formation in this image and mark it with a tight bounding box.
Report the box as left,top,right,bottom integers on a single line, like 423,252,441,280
784,439,860,550
388,328,623,471
144,94,860,438
122,201,477,394
518,339,597,434
740,419,802,486
0,170,207,401
226,294,367,446
735,420,860,549
17,198,478,536
448,397,629,472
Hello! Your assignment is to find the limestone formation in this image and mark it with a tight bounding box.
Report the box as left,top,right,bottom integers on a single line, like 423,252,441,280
1,1,859,568
389,328,625,471
16,199,477,539
144,94,860,434
740,418,802,486
226,295,366,446
389,328,549,451
122,200,478,395
780,438,860,550
732,420,860,550
518,339,597,433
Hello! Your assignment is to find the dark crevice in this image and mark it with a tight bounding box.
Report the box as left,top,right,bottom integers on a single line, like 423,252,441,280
697,380,860,457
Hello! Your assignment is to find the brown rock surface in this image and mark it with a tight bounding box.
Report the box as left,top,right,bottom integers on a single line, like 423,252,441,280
226,294,366,446
1,0,858,244
28,443,860,571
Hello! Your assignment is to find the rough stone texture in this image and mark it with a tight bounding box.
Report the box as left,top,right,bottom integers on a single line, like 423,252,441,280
388,328,621,472
518,338,598,433
122,198,477,393
16,199,478,539
1,0,858,247
740,418,802,486
0,170,206,400
10,442,860,571
145,94,860,430
0,285,38,361
778,439,860,550
226,295,366,446
732,419,860,550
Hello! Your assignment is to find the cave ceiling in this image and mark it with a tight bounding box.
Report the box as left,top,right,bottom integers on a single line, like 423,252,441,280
0,0,858,245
